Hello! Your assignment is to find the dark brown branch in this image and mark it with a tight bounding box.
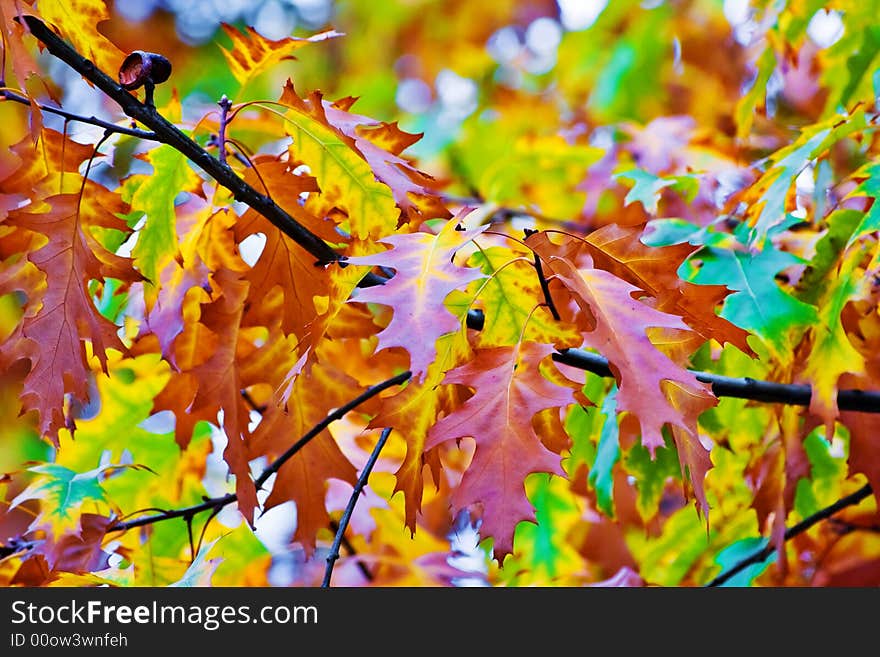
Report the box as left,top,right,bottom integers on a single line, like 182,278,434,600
705,483,874,587
22,15,340,266
551,348,880,413
323,427,392,587
107,371,411,533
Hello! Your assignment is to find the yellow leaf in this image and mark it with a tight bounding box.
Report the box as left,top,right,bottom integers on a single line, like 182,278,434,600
35,0,125,77
219,23,341,89
277,82,398,240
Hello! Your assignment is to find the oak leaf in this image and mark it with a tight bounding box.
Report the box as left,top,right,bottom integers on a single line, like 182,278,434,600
426,342,577,561
528,233,717,512
346,217,486,380
277,81,399,240
219,23,341,89
2,192,136,442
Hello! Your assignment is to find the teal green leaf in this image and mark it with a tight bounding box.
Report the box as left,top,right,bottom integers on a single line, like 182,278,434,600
589,386,620,517
713,537,773,587
10,463,138,533
615,169,698,214
686,224,817,357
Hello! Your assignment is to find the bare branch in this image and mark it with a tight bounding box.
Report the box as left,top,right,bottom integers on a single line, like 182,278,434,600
1,87,160,139
323,427,392,587
551,349,880,414
107,371,411,533
705,483,874,587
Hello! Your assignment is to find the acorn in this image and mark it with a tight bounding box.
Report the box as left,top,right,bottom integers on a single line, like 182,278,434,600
118,51,171,107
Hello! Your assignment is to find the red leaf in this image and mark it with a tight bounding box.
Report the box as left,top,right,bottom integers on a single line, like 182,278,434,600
584,223,753,354
426,342,577,561
529,232,717,513
2,193,135,442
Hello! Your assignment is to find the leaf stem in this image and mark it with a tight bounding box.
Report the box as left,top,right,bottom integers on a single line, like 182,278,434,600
322,427,392,587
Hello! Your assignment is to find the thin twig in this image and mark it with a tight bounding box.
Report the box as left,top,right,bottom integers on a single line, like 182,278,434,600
329,518,372,580
217,94,232,165
323,427,392,587
1,87,160,139
107,371,411,533
524,228,561,321
705,483,874,587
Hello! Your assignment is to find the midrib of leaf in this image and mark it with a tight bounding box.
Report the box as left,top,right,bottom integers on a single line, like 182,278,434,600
273,107,396,239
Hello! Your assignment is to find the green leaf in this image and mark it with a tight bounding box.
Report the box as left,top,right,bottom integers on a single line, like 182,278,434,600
713,537,773,587
844,163,880,246
686,226,817,358
839,26,880,110
468,247,579,347
615,169,699,214
277,84,398,240
510,473,583,581
623,432,681,521
589,386,620,517
735,47,776,140
747,112,868,246
10,463,130,533
627,505,710,586
126,145,198,284
794,429,848,518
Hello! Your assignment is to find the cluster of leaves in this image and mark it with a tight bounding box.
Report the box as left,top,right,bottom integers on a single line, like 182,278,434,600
1,0,880,587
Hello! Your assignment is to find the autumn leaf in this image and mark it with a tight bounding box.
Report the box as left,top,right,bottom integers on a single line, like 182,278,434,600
30,0,125,77
219,23,342,89
347,217,486,380
583,222,752,353
169,538,221,587
125,140,200,285
10,463,133,535
426,342,577,561
276,81,399,240
468,245,581,349
368,330,471,531
247,360,362,554
2,192,136,442
323,98,451,223
685,222,818,360
529,233,716,512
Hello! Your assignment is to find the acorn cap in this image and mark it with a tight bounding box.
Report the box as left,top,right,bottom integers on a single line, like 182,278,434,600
119,51,172,90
